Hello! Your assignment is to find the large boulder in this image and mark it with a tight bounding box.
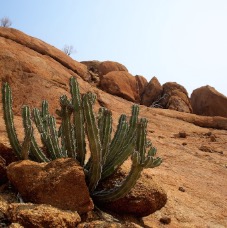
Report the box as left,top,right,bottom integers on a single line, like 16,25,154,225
98,60,128,77
159,82,192,113
190,85,227,117
141,77,162,107
135,75,148,100
7,203,81,228
80,60,101,74
97,169,167,217
100,71,140,103
7,158,94,214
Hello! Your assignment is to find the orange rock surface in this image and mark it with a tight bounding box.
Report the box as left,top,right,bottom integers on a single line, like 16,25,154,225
0,27,227,227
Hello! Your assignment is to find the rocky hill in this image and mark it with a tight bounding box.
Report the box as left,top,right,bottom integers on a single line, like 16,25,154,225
0,28,227,227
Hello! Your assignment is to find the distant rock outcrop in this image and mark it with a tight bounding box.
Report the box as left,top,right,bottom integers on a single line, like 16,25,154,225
100,71,140,103
135,75,148,100
191,85,227,118
80,60,101,74
141,77,162,107
81,60,129,87
80,60,194,113
98,60,128,77
80,60,101,86
159,82,193,113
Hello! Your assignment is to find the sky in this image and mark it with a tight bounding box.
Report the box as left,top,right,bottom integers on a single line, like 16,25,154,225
1,0,227,96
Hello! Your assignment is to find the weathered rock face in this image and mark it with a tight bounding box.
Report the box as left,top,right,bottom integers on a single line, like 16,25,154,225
81,60,101,74
97,169,167,217
7,158,94,214
0,27,88,116
0,28,227,227
0,156,7,184
80,60,101,86
0,28,90,82
135,75,148,99
159,82,192,113
7,203,81,228
98,60,128,77
141,77,163,107
100,71,140,103
191,85,227,118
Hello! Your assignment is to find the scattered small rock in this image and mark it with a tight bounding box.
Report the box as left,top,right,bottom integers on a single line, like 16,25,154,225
199,146,223,155
203,132,217,142
178,131,187,138
210,135,217,142
178,187,186,192
7,203,81,228
160,216,171,224
218,151,224,155
199,145,213,153
204,132,212,137
182,142,187,146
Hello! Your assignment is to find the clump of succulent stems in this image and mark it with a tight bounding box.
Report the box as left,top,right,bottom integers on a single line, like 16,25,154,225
2,76,162,201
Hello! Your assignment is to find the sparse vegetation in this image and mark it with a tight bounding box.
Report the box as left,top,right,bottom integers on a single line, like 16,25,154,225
62,45,75,56
2,76,162,202
0,17,12,27
150,93,168,108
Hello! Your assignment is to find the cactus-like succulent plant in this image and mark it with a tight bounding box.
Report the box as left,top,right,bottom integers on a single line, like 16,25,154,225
93,118,162,202
2,76,162,201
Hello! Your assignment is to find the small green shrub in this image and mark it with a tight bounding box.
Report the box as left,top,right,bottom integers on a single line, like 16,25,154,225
2,76,162,201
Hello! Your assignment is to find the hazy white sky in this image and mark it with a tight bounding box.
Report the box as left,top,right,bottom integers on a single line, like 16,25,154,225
1,0,227,96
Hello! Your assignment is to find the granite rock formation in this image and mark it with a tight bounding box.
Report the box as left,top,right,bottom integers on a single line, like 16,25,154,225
191,85,227,118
